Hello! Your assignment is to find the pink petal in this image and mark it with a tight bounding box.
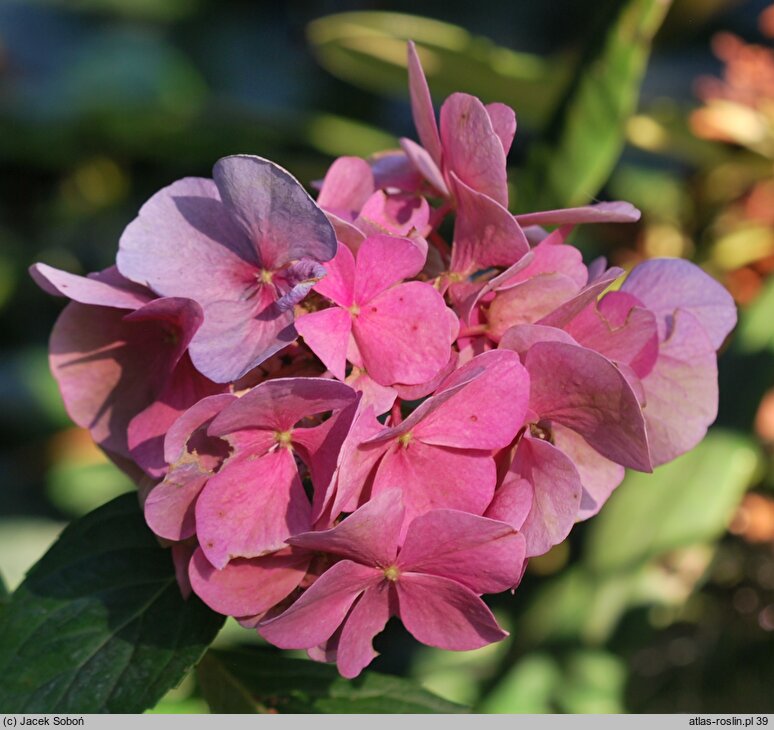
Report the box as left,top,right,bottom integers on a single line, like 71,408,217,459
564,291,659,377
486,475,533,531
289,488,404,567
317,156,375,219
49,297,201,462
209,376,356,435
171,542,194,599
552,424,624,520
515,201,641,227
195,449,311,568
353,234,427,304
413,349,529,450
373,441,496,527
259,560,382,649
499,229,586,289
487,273,581,339
525,341,651,471
508,436,582,557
370,150,425,191
397,573,507,649
314,241,356,307
295,307,353,381
400,138,449,197
325,211,366,252
450,173,529,274
640,309,718,466
164,393,237,465
213,155,337,269
127,355,225,477
407,41,443,167
398,510,525,593
621,258,736,348
440,93,508,207
485,103,517,155
188,546,309,618
346,369,397,416
353,282,452,386
144,462,208,541
393,349,459,402
499,323,578,357
337,582,393,678
356,192,431,239
30,264,152,309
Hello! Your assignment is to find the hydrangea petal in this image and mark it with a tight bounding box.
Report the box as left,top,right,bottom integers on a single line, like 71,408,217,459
195,448,311,568
621,258,737,348
288,488,404,567
189,547,309,618
30,264,152,309
485,102,517,155
525,341,651,471
337,582,393,679
515,201,641,227
353,234,426,304
259,560,381,650
407,41,443,167
396,573,507,649
317,157,375,220
353,281,452,386
295,307,353,381
640,309,718,466
144,463,208,541
397,510,524,594
440,93,508,207
213,155,337,269
400,138,449,197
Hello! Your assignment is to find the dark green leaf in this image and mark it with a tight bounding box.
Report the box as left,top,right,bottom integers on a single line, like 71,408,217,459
197,648,468,714
0,494,224,713
519,0,672,211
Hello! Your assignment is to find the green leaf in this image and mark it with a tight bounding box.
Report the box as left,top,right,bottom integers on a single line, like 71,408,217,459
0,494,224,713
307,12,567,128
736,276,774,354
197,648,468,714
519,0,672,211
585,430,762,574
477,653,560,713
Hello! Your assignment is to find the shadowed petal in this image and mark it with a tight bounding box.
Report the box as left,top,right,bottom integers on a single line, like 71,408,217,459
397,573,507,649
515,201,640,227
30,264,152,309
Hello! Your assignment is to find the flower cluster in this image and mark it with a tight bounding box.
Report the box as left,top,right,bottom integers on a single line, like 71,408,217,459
31,42,736,678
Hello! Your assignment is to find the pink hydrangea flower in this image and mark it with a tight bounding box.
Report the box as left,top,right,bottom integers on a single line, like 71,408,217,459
259,489,526,678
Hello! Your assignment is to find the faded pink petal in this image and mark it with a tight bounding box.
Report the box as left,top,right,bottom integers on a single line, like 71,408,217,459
621,258,736,348
440,93,508,207
515,201,641,227
195,448,311,568
407,41,443,167
336,582,393,679
209,377,356,435
30,264,152,309
163,393,237,466
259,560,381,650
397,510,525,594
499,323,578,357
508,436,582,557
144,462,208,541
485,103,517,155
317,157,375,220
450,173,529,275
400,138,449,197
525,341,651,471
640,309,718,466
357,192,430,239
289,488,404,567
396,573,507,650
188,547,309,618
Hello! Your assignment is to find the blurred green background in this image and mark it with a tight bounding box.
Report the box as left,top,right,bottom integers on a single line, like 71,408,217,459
1,0,773,714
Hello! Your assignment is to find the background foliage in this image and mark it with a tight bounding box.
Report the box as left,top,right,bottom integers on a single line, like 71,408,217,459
0,0,773,714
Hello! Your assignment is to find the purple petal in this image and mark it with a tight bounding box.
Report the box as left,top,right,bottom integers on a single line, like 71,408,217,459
621,258,736,349
213,155,337,269
30,264,152,309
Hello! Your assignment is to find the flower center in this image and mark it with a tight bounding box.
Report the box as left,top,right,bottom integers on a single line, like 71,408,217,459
348,303,361,317
273,430,293,448
529,421,553,443
259,269,274,284
383,565,400,582
397,432,413,448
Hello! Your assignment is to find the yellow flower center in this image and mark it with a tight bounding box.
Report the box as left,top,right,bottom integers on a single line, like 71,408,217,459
383,565,400,582
259,269,274,284
273,430,293,448
348,303,361,317
397,432,413,448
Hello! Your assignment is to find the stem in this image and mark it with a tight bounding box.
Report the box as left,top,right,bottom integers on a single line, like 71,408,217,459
390,398,403,426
